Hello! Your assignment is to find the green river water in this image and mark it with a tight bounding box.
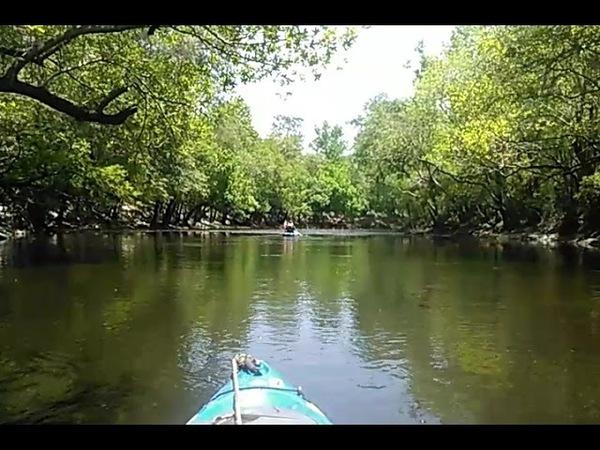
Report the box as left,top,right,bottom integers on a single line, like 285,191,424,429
1,231,599,424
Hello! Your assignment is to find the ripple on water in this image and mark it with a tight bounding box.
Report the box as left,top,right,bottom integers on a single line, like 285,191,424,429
348,330,410,382
429,337,450,371
0,350,133,424
360,359,410,378
179,327,229,392
250,301,300,345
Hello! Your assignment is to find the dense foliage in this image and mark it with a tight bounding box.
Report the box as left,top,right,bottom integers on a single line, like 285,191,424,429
2,25,600,237
0,25,359,234
353,25,600,236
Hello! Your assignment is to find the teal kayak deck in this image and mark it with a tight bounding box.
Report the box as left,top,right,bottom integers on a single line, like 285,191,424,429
187,356,332,425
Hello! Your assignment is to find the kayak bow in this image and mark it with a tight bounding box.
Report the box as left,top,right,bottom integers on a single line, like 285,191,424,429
187,353,332,425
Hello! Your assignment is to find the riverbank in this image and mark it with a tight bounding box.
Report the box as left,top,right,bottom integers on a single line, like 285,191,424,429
472,230,600,250
2,220,600,251
408,227,600,251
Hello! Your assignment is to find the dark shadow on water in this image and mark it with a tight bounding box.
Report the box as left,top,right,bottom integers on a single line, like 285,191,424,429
427,237,600,272
1,379,134,424
496,243,542,264
4,231,600,272
0,234,123,269
0,351,136,424
579,249,600,271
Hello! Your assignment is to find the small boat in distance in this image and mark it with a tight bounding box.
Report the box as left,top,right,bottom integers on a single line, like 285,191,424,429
281,219,302,238
282,228,302,237
186,354,332,425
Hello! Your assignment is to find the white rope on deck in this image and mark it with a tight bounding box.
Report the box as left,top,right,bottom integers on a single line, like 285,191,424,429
231,357,243,425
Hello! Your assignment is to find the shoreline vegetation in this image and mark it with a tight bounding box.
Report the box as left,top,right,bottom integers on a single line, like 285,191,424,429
2,217,600,251
2,26,600,254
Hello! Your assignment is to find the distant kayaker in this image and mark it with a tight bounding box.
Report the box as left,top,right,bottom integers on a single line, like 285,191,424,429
283,218,295,232
283,219,294,231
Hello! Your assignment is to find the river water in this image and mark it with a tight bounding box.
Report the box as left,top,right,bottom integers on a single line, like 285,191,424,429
1,231,600,424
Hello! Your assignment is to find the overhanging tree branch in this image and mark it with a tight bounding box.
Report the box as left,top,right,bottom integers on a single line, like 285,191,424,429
0,25,152,125
96,86,129,112
5,25,145,79
0,77,137,125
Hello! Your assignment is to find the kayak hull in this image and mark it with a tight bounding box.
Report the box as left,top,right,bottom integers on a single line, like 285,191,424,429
282,230,302,237
187,358,332,425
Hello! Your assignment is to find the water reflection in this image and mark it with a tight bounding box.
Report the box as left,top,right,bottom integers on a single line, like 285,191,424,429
1,234,600,424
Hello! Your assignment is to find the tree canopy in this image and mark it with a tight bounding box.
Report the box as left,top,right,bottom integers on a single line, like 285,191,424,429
2,25,600,238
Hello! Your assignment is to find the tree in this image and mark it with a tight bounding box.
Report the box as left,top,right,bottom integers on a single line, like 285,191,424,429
310,121,346,160
0,25,358,125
